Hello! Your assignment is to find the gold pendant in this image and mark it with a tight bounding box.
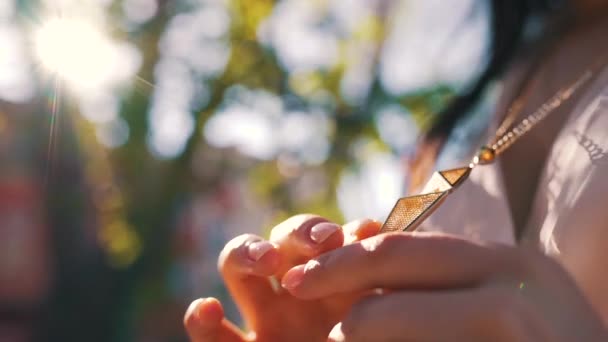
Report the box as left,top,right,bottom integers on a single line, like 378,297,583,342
380,166,472,233
378,52,600,233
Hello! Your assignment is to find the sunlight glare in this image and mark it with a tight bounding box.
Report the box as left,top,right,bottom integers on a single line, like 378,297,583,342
33,17,118,90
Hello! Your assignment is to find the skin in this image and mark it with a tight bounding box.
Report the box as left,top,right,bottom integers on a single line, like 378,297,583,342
185,1,608,341
184,215,383,341
185,216,607,341
501,0,608,235
285,233,607,341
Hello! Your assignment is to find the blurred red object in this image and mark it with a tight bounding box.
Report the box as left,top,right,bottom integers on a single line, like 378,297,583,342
0,178,52,305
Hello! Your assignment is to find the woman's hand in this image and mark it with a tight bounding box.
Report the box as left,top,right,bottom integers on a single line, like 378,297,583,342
183,214,382,342
281,232,608,342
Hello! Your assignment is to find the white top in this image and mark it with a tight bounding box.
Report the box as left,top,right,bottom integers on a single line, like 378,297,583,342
421,22,608,322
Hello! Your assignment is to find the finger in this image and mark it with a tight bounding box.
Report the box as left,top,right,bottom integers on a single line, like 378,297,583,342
282,232,519,299
218,234,282,328
184,298,247,342
329,289,546,342
219,234,281,278
269,214,344,275
342,219,382,245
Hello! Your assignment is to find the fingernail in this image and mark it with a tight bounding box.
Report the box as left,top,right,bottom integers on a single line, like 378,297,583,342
328,323,345,342
310,222,340,243
281,265,305,290
247,241,274,261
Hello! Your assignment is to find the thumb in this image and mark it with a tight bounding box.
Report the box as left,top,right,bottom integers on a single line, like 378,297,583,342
184,298,247,342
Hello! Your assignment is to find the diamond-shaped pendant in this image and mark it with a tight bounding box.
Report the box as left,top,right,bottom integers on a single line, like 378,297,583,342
380,166,472,233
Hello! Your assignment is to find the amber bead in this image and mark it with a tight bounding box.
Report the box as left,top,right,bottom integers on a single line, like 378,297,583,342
474,146,496,165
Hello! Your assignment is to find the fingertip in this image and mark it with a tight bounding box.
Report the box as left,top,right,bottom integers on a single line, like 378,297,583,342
247,241,274,261
310,222,341,244
198,298,225,324
280,264,306,292
218,234,258,272
305,222,344,255
248,241,281,275
271,215,344,255
219,235,281,278
344,219,382,243
185,298,203,325
356,220,382,240
280,259,324,299
184,297,224,329
185,298,248,342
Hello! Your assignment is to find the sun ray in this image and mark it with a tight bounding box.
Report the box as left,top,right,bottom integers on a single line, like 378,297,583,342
135,75,156,90
45,76,62,188
130,74,157,98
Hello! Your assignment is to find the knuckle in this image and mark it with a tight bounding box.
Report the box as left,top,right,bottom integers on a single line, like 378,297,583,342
362,233,411,261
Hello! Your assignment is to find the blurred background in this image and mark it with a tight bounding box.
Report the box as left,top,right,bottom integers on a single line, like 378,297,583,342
0,0,495,340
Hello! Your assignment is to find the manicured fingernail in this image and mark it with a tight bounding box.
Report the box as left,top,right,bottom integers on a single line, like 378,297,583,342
247,241,274,261
328,323,345,342
281,265,305,290
310,222,340,243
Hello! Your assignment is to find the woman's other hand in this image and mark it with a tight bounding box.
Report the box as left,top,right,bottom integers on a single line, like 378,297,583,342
281,232,608,342
184,214,382,342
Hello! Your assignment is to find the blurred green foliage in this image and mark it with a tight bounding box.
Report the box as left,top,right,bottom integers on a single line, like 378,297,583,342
8,0,477,340
95,1,454,340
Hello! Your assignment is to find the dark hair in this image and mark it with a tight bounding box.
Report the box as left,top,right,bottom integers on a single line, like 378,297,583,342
410,0,564,188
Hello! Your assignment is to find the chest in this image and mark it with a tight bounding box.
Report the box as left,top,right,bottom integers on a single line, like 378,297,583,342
425,70,608,249
523,91,608,253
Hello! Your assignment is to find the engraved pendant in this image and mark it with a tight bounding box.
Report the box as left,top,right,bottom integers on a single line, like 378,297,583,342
380,166,472,233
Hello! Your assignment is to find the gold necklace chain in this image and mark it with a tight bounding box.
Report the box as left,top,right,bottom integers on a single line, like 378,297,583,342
380,56,607,234
473,69,594,165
